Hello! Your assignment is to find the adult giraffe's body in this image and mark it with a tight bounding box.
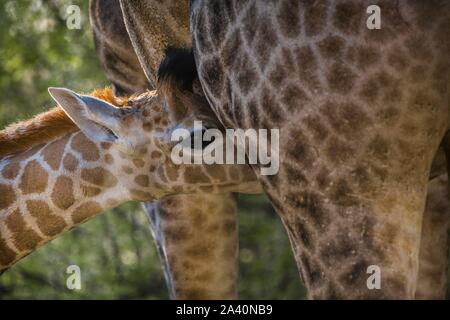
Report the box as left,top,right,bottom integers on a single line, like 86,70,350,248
111,0,450,299
90,0,241,299
188,0,450,298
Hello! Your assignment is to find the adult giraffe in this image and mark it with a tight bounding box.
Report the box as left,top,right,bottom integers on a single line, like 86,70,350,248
188,0,450,299
90,0,242,299
111,0,449,299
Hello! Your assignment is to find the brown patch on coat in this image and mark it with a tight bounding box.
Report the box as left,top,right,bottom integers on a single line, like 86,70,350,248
63,154,78,172
6,208,43,251
277,0,301,38
130,189,154,201
81,167,118,188
81,185,102,197
122,165,133,174
132,158,145,168
51,176,75,210
206,165,226,182
327,62,357,94
42,136,67,170
19,160,48,194
104,154,114,165
184,167,211,184
134,175,149,187
2,162,21,180
72,201,102,224
165,163,180,181
100,142,112,150
0,236,16,267
0,184,16,209
319,35,345,59
304,0,329,36
71,132,100,162
334,2,364,34
26,200,66,237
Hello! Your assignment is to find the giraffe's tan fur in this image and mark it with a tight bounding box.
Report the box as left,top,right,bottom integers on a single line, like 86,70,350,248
96,0,450,299
189,0,450,298
0,88,128,158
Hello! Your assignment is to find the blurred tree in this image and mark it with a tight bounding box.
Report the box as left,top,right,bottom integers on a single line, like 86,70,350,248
0,0,304,299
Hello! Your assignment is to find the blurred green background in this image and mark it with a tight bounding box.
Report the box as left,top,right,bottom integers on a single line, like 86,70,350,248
0,0,305,299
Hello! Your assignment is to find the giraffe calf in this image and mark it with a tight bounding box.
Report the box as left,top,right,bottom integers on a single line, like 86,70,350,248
0,49,260,272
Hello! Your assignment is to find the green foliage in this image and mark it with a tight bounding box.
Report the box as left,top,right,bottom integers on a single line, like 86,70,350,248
0,0,304,299
0,0,107,129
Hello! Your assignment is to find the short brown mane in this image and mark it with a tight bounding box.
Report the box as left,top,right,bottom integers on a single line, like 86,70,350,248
0,87,129,158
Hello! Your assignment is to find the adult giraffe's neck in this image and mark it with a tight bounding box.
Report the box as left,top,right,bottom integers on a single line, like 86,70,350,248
0,131,131,272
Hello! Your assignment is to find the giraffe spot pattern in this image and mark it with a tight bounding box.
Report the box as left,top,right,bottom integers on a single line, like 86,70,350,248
6,208,42,251
318,35,345,59
200,58,224,100
253,17,278,70
326,61,357,93
2,162,21,180
42,136,67,170
0,184,16,209
325,137,354,164
51,176,75,210
280,84,309,112
277,0,301,38
130,189,153,201
81,167,118,188
104,154,114,165
333,1,364,34
132,158,145,168
100,142,112,150
0,235,16,267
71,132,100,162
143,122,153,132
165,162,180,181
19,160,48,194
81,185,101,197
303,0,329,36
26,200,66,237
206,165,226,182
72,201,102,224
63,154,78,172
222,30,242,70
295,46,322,92
184,167,211,184
122,165,133,174
236,56,258,96
191,0,450,298
134,175,149,187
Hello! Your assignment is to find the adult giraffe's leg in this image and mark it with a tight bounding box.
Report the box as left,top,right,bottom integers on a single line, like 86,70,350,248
190,0,450,299
144,194,239,299
90,0,240,299
415,174,450,299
